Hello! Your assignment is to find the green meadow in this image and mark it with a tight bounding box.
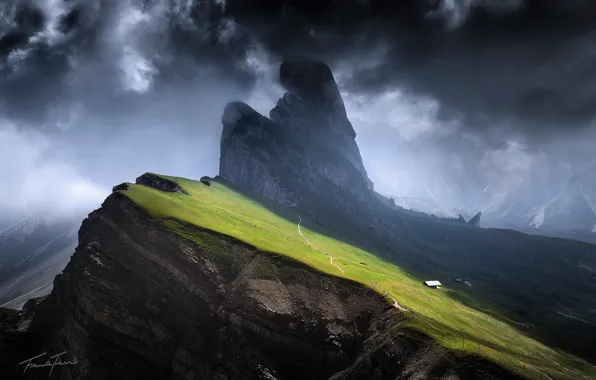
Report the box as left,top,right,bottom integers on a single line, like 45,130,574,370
119,175,596,380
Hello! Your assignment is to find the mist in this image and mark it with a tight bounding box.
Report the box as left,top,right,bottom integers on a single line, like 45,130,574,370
1,0,596,226
0,0,283,221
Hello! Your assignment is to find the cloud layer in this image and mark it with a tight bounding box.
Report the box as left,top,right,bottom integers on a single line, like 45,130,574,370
0,0,282,218
0,119,107,218
4,0,596,138
1,0,596,222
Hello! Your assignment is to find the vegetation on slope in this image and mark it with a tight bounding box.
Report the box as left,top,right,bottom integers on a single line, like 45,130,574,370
118,175,596,380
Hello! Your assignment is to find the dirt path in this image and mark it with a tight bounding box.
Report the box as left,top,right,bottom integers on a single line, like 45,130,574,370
295,215,409,312
371,281,409,312
296,215,344,273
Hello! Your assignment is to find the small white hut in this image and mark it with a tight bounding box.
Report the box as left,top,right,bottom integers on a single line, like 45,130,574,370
424,280,442,289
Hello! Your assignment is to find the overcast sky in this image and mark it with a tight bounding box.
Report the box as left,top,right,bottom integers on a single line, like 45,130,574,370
1,0,596,221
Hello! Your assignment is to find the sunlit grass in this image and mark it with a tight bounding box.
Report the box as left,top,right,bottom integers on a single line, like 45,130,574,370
119,175,596,380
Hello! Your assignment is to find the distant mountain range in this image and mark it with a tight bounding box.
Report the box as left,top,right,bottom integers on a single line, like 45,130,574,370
391,196,462,219
479,163,596,238
530,166,596,231
354,120,596,237
0,216,78,308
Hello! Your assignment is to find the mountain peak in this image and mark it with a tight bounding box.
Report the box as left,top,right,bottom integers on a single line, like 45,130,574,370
278,61,341,110
222,102,261,128
468,211,482,227
220,61,373,211
271,61,356,140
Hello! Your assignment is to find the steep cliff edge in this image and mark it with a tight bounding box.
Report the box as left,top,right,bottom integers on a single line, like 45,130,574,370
0,185,521,380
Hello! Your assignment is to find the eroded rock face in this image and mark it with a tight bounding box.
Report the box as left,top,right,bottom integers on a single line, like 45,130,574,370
330,327,521,380
0,193,522,380
272,61,355,140
0,193,393,379
220,62,373,212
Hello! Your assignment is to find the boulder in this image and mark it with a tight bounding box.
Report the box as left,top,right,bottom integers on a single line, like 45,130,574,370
135,173,188,195
200,176,212,186
112,183,129,193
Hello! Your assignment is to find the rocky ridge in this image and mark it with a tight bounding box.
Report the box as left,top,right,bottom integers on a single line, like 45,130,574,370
0,186,520,379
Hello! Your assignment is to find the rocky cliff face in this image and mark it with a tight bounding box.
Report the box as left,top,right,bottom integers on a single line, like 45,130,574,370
219,62,479,242
220,61,373,213
0,187,520,380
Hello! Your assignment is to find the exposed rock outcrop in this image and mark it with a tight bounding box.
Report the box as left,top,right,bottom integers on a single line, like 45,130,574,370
330,327,521,380
219,61,488,240
112,183,129,193
271,62,371,189
200,176,212,186
136,173,189,195
220,61,373,214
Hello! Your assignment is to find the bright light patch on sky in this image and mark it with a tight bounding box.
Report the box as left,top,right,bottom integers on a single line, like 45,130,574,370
0,120,108,218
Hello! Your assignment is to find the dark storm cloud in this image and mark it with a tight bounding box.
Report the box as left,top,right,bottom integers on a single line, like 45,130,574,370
3,0,596,137
0,0,261,126
1,0,595,220
0,0,281,217
218,0,596,137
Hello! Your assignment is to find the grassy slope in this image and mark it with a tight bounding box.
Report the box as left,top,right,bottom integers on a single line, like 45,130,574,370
119,176,596,380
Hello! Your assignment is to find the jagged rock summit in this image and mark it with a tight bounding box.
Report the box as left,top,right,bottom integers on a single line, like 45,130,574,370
271,61,355,139
219,61,485,238
220,61,373,216
468,211,482,228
